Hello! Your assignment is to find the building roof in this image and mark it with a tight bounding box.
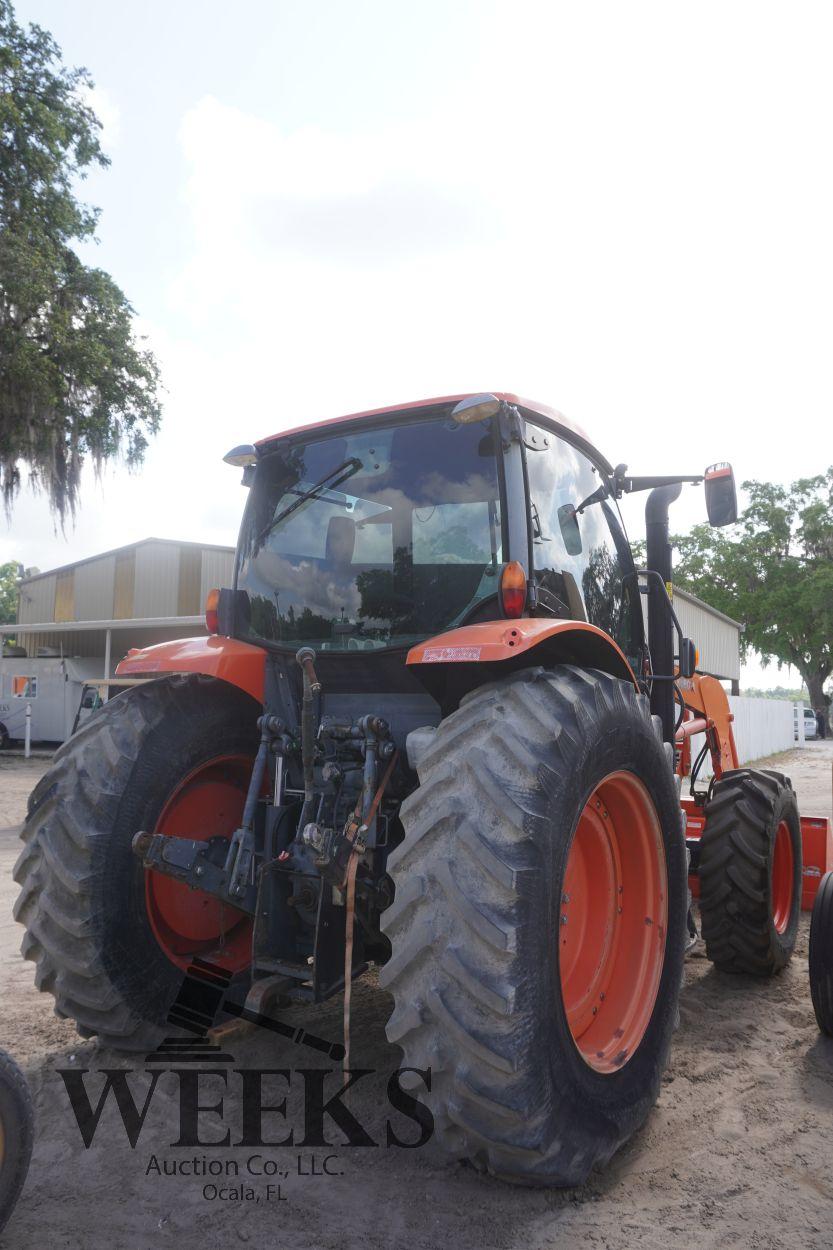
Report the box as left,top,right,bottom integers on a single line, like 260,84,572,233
0,615,204,634
672,585,743,631
18,537,234,585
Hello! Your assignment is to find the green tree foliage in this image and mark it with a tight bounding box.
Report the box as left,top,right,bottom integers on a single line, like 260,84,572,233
742,686,811,703
668,469,833,711
0,0,161,525
0,557,17,621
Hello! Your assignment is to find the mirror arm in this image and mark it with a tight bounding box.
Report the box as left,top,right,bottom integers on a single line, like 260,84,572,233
618,472,703,495
573,482,611,515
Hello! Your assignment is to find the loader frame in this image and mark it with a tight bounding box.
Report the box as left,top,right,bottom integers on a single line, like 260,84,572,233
675,670,831,909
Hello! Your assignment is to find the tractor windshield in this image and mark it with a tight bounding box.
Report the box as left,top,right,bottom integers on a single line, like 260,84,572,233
235,415,504,651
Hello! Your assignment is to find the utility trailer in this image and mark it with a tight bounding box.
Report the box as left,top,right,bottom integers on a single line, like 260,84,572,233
0,656,108,747
13,392,832,1186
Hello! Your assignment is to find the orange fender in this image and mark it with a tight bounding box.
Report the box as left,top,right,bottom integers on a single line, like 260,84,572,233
116,636,265,704
407,619,637,703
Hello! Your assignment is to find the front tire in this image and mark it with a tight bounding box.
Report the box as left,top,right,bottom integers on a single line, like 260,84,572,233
698,769,801,976
14,676,260,1050
380,665,686,1186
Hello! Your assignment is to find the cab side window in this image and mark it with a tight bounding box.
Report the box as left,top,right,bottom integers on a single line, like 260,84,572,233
526,431,640,666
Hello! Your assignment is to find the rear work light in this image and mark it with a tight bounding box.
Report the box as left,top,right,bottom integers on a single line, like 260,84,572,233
499,561,527,618
450,394,501,424
205,588,220,635
223,444,257,466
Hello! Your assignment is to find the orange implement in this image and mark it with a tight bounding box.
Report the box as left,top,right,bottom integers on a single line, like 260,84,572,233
801,815,833,910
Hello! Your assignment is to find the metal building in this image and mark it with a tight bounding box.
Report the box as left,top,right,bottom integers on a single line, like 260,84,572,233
670,585,742,692
8,545,742,682
4,537,234,673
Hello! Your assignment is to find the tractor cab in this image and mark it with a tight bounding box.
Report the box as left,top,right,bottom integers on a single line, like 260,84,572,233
223,395,644,712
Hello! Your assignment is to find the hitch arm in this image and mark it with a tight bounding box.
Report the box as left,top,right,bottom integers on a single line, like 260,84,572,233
132,831,259,914
131,712,286,915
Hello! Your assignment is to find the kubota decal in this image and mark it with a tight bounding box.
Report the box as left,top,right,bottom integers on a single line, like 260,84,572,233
422,646,482,663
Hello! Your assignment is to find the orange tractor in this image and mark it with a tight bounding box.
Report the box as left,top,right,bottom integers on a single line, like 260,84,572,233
14,393,831,1185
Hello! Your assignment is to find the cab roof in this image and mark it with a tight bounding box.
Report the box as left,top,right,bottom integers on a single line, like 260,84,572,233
256,393,613,475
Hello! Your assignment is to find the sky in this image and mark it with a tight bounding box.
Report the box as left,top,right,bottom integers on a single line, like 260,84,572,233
4,0,831,689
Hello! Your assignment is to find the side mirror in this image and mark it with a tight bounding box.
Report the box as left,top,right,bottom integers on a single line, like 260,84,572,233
557,504,583,556
704,462,737,527
679,637,697,679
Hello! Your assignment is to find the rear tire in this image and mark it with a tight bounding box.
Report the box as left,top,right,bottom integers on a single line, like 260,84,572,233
14,676,259,1050
698,769,801,975
381,665,686,1186
809,871,833,1035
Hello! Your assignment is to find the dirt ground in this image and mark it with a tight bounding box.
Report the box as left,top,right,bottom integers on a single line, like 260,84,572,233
1,744,832,1250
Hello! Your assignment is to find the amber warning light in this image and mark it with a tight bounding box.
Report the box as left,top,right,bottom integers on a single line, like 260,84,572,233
499,561,527,618
205,588,220,634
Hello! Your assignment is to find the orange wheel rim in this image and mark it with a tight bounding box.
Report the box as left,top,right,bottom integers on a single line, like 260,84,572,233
559,772,667,1074
772,819,794,934
145,754,253,973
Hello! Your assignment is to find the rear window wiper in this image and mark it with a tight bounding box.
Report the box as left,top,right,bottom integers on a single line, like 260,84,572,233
256,457,363,544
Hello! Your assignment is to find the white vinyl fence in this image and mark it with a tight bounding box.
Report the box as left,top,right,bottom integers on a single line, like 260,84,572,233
689,695,797,779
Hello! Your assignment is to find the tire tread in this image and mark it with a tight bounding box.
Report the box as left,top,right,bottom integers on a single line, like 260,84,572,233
698,768,801,976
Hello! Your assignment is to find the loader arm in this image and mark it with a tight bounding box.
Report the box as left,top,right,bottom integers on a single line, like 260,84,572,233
675,672,739,780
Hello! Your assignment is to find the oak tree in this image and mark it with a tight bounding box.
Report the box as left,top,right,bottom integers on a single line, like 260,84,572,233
0,0,161,525
670,468,833,712
0,556,17,622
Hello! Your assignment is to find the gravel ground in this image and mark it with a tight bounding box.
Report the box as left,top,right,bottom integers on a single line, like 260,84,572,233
0,756,51,833
0,743,831,1249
